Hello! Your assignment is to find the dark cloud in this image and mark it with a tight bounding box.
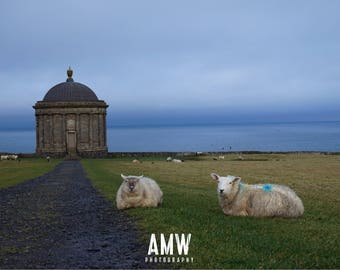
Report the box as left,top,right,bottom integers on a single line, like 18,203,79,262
0,0,339,126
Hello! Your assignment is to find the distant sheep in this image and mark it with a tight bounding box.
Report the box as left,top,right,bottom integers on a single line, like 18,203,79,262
218,155,225,160
210,173,304,218
166,157,172,162
172,159,183,163
116,174,163,210
1,155,18,161
8,155,18,160
132,159,141,164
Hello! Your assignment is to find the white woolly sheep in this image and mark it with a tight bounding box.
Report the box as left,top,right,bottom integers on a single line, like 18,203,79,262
116,174,163,210
132,159,141,164
166,157,172,162
172,159,183,163
210,173,304,218
1,155,9,160
8,155,18,160
218,155,225,160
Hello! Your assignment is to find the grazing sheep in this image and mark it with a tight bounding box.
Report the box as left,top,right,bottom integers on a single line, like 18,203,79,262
218,155,225,160
116,174,163,210
213,157,218,161
1,155,9,160
210,173,304,218
172,159,183,163
46,156,51,162
132,159,141,164
8,155,18,160
166,157,172,162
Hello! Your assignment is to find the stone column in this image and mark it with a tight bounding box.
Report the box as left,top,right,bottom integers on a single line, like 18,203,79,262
36,115,41,151
43,114,47,148
98,113,102,147
51,113,54,150
39,115,43,150
103,113,107,147
89,113,93,149
62,114,66,150
76,113,80,149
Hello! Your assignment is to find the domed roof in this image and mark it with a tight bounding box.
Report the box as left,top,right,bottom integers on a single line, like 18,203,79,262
43,68,99,102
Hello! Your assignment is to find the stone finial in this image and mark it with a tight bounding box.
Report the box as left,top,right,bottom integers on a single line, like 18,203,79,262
66,67,74,82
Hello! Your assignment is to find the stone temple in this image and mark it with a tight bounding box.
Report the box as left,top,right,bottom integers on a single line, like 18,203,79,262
33,68,108,158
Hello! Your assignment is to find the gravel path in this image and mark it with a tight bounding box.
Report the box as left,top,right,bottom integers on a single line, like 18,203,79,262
0,161,149,269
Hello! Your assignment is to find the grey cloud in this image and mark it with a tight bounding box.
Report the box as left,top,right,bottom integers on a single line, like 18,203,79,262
0,0,339,124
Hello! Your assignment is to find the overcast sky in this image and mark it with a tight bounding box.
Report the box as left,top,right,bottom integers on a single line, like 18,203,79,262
0,0,339,128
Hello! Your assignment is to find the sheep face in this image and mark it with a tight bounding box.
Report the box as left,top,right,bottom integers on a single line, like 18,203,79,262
211,173,241,198
121,174,143,193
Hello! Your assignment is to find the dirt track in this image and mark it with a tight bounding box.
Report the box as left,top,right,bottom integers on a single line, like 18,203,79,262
0,161,149,269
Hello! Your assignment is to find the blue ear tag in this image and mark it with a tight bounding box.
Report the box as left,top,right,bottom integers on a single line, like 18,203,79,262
262,184,272,192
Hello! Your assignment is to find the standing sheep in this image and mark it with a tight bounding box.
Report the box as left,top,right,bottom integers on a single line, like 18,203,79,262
116,174,163,210
210,173,304,218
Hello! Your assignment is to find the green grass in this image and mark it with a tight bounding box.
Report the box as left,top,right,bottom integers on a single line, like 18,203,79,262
0,158,61,189
82,154,340,269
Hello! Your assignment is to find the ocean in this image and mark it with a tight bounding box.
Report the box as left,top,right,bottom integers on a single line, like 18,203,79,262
0,121,339,153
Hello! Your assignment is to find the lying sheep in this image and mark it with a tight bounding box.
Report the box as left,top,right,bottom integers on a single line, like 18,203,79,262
132,159,141,164
172,159,183,163
210,173,304,218
116,174,163,210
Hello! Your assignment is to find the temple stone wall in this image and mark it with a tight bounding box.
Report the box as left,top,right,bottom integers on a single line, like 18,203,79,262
33,101,108,158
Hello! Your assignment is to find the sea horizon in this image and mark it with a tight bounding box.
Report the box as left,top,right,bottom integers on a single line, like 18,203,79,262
1,119,339,132
0,120,339,154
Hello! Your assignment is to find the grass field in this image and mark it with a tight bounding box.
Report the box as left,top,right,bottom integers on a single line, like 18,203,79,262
82,153,340,269
0,158,60,189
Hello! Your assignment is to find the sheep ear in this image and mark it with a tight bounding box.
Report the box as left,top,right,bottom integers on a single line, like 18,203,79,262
232,177,241,184
136,175,143,181
121,174,128,181
210,173,219,181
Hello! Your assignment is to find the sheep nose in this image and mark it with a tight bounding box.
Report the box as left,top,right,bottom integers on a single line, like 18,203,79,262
219,189,224,193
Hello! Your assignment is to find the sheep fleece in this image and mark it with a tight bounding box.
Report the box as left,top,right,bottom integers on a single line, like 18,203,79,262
219,184,304,217
116,177,163,209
